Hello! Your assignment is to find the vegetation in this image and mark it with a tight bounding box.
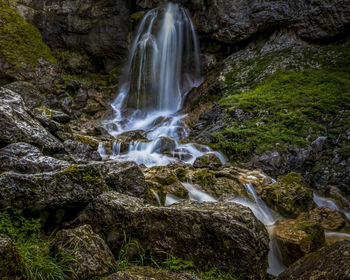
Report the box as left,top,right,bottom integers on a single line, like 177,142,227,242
0,0,55,72
0,208,76,279
209,44,350,161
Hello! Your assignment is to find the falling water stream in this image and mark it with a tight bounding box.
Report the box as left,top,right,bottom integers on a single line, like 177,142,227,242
103,3,224,167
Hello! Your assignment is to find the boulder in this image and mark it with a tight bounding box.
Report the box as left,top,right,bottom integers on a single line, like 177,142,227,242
151,136,176,154
261,172,315,218
297,206,350,233
53,225,117,279
0,142,68,174
4,81,42,109
64,139,102,163
277,240,350,280
0,88,62,150
73,192,270,279
193,153,223,170
0,234,26,279
273,219,325,266
107,266,200,280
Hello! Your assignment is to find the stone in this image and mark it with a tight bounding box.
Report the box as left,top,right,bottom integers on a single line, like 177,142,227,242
107,266,200,280
0,142,68,174
193,153,223,170
64,139,102,163
273,219,325,266
53,225,117,279
261,172,315,218
326,185,350,211
73,192,270,279
297,206,350,233
277,240,350,280
4,81,42,109
0,88,62,150
0,234,26,279
151,136,176,154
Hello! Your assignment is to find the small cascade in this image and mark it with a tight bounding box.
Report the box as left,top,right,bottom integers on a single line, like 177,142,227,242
182,182,217,202
152,190,162,206
313,192,350,221
98,142,107,159
165,194,181,206
103,3,225,167
230,183,285,276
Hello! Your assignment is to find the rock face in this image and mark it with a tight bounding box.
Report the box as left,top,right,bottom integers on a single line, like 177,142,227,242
277,240,350,280
261,172,315,218
0,88,62,150
10,0,132,70
107,266,200,280
0,234,26,279
53,225,117,279
73,192,270,279
273,219,325,266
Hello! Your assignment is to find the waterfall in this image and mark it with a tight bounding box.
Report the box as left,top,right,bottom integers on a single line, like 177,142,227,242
103,3,225,167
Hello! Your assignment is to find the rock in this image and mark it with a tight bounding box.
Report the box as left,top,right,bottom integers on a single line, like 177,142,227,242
0,142,68,174
53,225,117,279
311,136,327,154
277,240,350,280
10,0,132,70
261,172,315,218
297,206,350,233
151,136,176,154
0,234,26,279
33,106,71,124
115,130,149,153
193,153,223,170
0,88,62,150
273,219,325,266
107,266,200,280
326,185,350,211
64,139,102,163
4,81,42,109
73,192,270,279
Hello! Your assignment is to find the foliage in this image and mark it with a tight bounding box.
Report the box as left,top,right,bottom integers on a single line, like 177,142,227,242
0,0,55,71
197,267,245,280
0,208,76,280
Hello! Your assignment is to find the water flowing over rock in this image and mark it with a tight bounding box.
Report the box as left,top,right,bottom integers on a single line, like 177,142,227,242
73,192,270,279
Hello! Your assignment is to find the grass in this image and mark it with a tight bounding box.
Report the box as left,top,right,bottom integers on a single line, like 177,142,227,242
210,55,350,160
0,208,76,279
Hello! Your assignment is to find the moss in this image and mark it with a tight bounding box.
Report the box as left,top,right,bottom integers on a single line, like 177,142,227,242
37,106,52,116
61,164,101,183
130,11,146,21
0,0,55,72
74,134,97,147
192,170,216,189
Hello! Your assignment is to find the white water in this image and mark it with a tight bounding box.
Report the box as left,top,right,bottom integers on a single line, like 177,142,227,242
165,194,182,206
313,192,350,221
102,3,225,167
182,182,217,202
230,183,285,276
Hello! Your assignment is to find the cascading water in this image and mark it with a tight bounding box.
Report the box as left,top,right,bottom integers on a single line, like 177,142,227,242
103,3,222,167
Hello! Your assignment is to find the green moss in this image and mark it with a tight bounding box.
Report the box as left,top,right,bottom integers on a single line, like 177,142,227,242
192,170,216,189
61,164,101,183
210,45,350,160
0,0,55,72
74,134,97,147
37,106,52,116
130,11,146,21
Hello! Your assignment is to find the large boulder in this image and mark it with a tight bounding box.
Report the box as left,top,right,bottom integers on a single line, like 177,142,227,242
0,142,68,174
0,88,62,150
107,266,200,280
53,225,117,279
261,172,315,218
273,219,325,266
277,240,350,280
193,153,223,170
73,192,270,279
0,234,26,279
4,81,42,109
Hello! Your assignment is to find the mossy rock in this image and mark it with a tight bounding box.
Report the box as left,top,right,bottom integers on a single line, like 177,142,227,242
261,172,315,218
0,1,55,76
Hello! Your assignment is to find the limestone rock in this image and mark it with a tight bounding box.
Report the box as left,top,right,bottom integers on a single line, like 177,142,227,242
107,266,200,280
73,192,270,279
0,88,62,150
273,219,325,266
277,240,350,280
4,81,42,109
53,225,117,279
261,172,315,218
193,153,223,170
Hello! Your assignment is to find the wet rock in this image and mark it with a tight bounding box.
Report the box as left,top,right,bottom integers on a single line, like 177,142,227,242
0,234,26,279
326,185,350,211
273,219,325,266
107,266,200,280
0,142,68,174
0,88,62,150
193,153,223,170
73,192,270,279
115,130,149,153
297,206,350,233
151,136,176,154
277,240,350,280
33,106,70,124
4,81,42,109
261,172,315,218
53,225,117,279
64,139,102,163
